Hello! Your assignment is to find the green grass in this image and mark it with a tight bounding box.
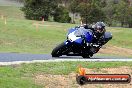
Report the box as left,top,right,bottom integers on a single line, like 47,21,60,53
0,61,132,88
0,18,76,53
0,66,42,88
0,6,24,19
18,61,132,75
107,27,132,49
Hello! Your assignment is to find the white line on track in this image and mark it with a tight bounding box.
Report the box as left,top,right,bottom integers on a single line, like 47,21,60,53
0,58,132,66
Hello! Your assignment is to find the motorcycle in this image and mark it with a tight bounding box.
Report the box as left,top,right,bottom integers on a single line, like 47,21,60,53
51,26,112,58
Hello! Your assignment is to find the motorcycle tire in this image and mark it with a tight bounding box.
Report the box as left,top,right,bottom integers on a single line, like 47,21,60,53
82,54,93,58
51,42,66,57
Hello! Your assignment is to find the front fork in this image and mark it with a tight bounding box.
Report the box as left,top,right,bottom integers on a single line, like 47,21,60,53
64,40,72,45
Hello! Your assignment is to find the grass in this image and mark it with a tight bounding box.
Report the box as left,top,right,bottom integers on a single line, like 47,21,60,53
0,18,76,53
0,0,23,7
0,6,24,19
0,61,132,88
18,61,132,75
107,27,132,49
0,66,42,88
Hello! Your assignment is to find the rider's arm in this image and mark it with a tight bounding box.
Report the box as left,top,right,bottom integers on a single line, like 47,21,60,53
88,28,94,31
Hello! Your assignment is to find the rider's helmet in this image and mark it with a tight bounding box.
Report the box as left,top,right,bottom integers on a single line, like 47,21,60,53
94,22,105,34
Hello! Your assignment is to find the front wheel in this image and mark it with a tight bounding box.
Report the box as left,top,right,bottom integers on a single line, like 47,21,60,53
51,42,66,57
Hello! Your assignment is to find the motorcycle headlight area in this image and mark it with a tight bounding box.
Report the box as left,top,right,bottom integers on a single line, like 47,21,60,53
68,36,72,42
68,32,81,42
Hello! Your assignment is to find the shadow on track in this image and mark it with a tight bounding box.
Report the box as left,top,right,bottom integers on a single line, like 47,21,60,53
52,55,129,59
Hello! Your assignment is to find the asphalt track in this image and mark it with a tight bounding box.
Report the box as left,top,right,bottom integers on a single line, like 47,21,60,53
0,53,132,65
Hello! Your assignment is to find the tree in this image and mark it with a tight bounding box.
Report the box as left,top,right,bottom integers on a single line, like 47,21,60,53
103,0,117,26
126,6,132,27
115,1,128,27
114,0,132,27
57,0,70,7
77,0,106,24
21,0,58,20
53,6,71,23
69,0,79,23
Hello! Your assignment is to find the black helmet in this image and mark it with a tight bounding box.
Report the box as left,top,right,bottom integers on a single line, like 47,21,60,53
94,22,105,33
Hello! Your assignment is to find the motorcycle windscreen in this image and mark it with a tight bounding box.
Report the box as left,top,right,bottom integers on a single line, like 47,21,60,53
74,28,93,43
67,28,76,35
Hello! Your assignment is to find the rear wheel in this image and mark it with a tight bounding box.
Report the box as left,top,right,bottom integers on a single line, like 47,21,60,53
51,42,66,57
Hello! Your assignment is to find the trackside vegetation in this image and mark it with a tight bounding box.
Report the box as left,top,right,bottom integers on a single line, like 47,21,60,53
0,61,132,88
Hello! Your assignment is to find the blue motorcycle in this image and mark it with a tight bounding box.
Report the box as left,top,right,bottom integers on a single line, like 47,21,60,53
51,26,112,58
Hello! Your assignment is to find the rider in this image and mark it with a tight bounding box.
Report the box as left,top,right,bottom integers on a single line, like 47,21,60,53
92,22,106,45
75,21,106,45
93,22,105,39
80,22,106,38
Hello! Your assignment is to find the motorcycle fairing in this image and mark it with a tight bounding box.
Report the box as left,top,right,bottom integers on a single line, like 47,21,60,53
66,28,93,45
84,30,93,43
